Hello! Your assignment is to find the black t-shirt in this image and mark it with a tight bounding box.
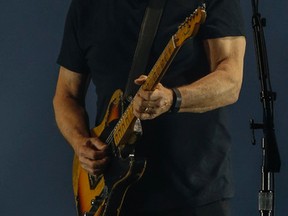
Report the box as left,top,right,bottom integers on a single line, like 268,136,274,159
57,0,245,212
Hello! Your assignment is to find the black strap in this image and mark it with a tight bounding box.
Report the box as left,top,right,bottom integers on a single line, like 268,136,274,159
124,0,167,101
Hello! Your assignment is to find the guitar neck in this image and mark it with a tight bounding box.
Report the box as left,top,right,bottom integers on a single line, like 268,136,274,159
113,37,180,146
142,37,179,91
112,5,207,146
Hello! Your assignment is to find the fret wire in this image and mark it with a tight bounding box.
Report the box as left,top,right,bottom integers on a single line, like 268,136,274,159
113,103,135,146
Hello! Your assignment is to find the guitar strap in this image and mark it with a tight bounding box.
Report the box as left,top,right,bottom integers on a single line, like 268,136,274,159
123,0,167,102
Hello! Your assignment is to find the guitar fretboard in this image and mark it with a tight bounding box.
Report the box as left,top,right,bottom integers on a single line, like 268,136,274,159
113,38,179,146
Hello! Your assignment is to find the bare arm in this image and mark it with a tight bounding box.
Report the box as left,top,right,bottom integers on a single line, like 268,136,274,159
133,36,246,119
53,66,108,175
53,66,90,148
179,36,246,112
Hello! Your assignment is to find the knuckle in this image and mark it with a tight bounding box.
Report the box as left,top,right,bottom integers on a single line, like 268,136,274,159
133,110,140,118
91,152,98,159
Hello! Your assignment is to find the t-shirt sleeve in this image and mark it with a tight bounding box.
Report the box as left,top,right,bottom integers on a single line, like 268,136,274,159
57,0,89,74
198,0,245,39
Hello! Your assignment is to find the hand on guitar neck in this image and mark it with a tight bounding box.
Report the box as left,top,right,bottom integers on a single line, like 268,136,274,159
133,75,174,120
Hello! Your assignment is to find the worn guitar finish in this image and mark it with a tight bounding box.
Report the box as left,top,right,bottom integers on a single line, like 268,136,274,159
73,5,207,216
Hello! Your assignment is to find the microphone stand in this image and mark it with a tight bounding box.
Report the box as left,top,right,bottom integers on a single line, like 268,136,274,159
250,1,281,216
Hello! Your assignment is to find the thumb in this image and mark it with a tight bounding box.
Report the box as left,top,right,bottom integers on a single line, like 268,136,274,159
134,75,147,85
89,137,107,150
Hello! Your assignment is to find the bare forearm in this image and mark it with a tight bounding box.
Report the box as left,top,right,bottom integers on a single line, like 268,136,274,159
178,36,245,113
53,96,90,153
53,67,109,175
179,64,242,113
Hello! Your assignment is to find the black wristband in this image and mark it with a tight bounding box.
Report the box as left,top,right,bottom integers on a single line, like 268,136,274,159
170,88,182,113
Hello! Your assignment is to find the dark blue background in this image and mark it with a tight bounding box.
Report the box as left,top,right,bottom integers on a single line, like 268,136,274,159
0,0,287,215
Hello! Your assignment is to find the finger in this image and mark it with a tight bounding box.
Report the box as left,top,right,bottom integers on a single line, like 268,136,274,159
140,84,172,109
134,75,147,85
137,99,162,112
82,165,104,176
142,100,161,109
140,112,157,120
138,88,163,102
133,93,160,114
145,106,157,114
84,148,108,160
133,107,158,120
80,156,109,169
88,137,108,151
78,143,108,160
80,156,109,174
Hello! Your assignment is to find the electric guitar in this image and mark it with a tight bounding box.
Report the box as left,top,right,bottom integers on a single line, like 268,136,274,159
73,5,206,216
